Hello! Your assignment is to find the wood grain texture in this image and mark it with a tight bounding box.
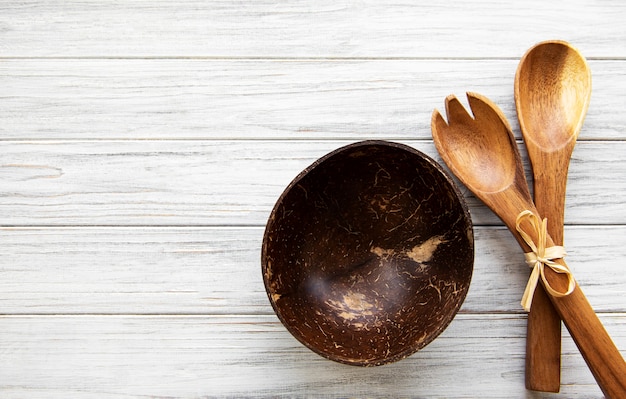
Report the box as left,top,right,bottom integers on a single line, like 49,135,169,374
0,0,625,58
1,0,626,397
1,314,624,398
0,59,624,140
1,140,625,226
1,226,625,315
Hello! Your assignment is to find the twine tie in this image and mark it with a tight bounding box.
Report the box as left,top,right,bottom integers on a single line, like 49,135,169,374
515,210,575,312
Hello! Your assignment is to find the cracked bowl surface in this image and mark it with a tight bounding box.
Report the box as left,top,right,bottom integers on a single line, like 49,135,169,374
262,140,474,366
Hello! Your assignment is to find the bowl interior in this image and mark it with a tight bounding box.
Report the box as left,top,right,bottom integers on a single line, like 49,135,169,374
262,141,474,366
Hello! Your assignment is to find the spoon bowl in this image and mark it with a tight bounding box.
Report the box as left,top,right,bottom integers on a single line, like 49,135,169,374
262,140,474,366
516,40,591,152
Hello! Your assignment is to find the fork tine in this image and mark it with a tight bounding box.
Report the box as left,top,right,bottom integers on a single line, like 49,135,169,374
431,108,448,132
445,94,475,126
466,92,514,133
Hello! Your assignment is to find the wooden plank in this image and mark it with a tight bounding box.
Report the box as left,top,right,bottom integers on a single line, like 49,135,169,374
0,314,624,398
1,1,625,58
1,226,624,315
1,140,626,226
0,59,624,140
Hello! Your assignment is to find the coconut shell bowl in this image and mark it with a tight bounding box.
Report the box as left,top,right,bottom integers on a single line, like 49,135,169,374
262,140,474,366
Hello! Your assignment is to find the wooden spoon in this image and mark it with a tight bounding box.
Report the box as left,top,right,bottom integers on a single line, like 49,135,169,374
515,40,592,392
431,92,626,399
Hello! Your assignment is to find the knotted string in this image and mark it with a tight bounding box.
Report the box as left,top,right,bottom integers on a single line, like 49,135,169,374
515,210,575,312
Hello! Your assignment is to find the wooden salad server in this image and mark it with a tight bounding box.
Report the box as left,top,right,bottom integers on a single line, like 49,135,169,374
431,92,626,399
514,40,592,392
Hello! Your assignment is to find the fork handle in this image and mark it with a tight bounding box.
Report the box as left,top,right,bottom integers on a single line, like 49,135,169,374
543,266,626,399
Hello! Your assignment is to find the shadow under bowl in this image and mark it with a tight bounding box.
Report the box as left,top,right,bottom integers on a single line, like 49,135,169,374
262,140,474,366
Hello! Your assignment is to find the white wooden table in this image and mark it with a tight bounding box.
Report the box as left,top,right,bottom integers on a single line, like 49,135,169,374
1,1,625,397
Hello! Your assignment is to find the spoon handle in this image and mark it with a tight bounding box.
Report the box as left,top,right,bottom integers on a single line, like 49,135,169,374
525,281,561,391
543,265,626,399
525,157,569,392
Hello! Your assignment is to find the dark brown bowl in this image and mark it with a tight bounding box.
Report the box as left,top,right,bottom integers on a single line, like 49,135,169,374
262,140,474,366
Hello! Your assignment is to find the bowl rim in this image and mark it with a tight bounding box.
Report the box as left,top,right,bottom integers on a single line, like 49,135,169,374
261,139,474,366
